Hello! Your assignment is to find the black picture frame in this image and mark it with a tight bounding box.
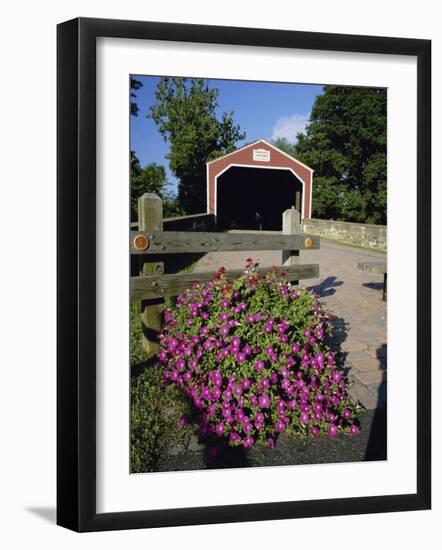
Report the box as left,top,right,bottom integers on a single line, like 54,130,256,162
57,17,431,532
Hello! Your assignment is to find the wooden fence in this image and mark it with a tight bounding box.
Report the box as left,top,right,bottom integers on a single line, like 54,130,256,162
131,193,320,356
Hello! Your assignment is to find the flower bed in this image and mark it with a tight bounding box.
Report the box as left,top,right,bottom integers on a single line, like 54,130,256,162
158,258,359,449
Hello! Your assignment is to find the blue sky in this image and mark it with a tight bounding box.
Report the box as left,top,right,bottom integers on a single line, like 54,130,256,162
130,76,323,193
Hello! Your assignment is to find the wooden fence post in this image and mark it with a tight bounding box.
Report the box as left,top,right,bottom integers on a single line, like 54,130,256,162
138,193,164,357
282,206,300,285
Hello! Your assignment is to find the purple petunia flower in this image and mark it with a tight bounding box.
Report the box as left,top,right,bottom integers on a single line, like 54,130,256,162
159,259,359,452
178,415,188,429
327,424,338,438
260,377,270,389
258,393,270,409
255,359,264,372
300,412,310,424
350,424,360,436
311,426,320,437
183,371,192,382
243,436,254,448
275,420,286,432
243,345,252,356
231,337,241,348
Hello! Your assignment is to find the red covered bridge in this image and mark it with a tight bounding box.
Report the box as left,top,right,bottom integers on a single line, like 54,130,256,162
206,139,313,230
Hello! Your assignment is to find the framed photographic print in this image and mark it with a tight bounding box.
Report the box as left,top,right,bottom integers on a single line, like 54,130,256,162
57,17,431,532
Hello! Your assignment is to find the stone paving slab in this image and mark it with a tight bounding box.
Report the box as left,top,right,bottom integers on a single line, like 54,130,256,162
192,237,387,410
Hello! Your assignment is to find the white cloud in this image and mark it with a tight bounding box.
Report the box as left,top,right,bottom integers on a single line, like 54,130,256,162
271,113,310,143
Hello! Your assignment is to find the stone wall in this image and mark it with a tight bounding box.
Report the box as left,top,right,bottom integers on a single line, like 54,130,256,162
301,218,387,251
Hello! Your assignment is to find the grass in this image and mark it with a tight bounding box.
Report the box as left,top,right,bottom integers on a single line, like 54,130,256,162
130,300,195,472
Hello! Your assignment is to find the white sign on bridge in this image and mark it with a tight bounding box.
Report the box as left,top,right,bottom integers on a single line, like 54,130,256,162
253,148,271,162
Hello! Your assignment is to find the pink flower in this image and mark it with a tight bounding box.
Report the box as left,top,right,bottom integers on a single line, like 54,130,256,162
328,424,338,438
259,377,270,389
275,420,286,432
332,371,342,384
176,358,186,371
243,422,253,434
300,412,310,424
350,424,360,437
255,359,264,372
178,415,188,429
243,436,254,448
183,371,191,382
158,259,359,450
258,394,270,409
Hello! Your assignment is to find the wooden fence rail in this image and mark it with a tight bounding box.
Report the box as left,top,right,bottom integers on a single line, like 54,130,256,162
131,193,320,356
130,230,319,255
131,263,319,301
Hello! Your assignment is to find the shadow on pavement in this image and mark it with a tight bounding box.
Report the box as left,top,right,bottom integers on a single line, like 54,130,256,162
308,276,343,298
364,343,387,460
202,441,249,469
362,282,384,292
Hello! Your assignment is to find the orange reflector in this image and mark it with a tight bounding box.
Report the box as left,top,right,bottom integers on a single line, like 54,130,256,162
133,234,150,251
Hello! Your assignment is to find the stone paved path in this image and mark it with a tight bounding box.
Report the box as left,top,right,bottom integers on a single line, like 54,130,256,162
192,237,387,410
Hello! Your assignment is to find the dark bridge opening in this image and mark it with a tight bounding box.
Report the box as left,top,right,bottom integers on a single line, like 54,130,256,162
216,166,302,231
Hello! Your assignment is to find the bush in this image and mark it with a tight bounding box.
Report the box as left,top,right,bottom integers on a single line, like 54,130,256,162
131,365,192,472
158,259,360,449
130,300,192,473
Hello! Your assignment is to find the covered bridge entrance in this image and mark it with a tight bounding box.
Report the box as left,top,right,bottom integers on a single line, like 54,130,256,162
206,139,313,230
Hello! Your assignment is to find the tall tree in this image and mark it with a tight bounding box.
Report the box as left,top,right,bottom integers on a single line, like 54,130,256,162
149,78,245,213
130,159,183,221
130,77,143,117
294,86,387,224
130,162,167,221
271,137,296,157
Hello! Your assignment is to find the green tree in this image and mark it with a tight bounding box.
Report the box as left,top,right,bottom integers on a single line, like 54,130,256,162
294,86,387,224
272,137,296,157
149,78,245,213
131,162,167,221
130,159,184,221
130,77,142,117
